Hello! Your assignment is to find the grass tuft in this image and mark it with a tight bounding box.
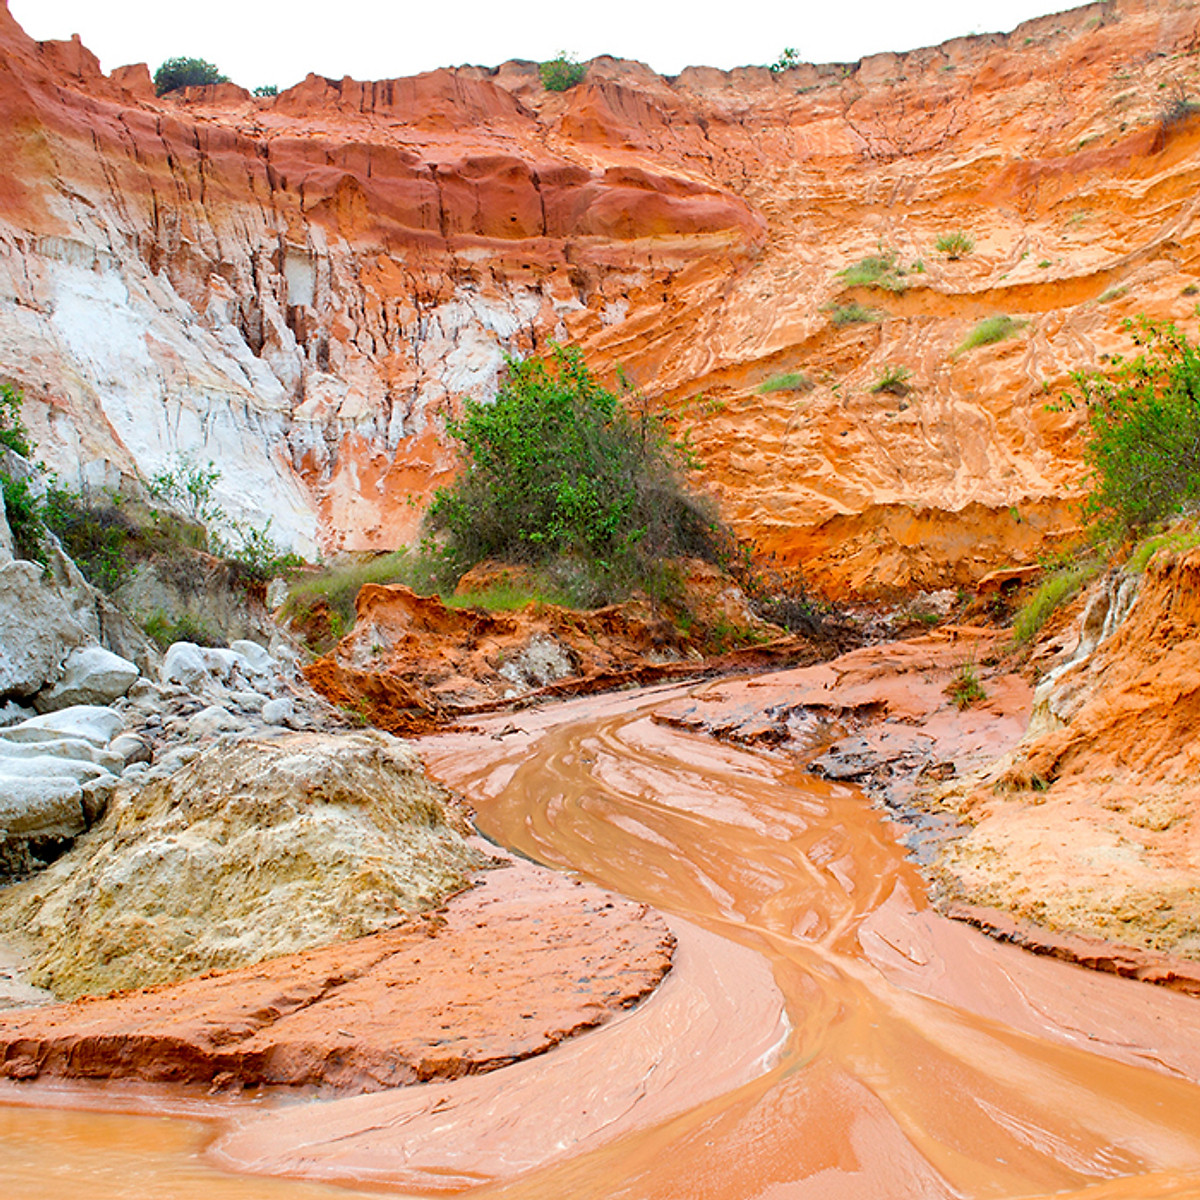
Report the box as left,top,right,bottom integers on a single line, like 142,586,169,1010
957,315,1026,353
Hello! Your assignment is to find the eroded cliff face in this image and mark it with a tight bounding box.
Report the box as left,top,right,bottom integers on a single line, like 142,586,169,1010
931,544,1200,966
1,0,1199,592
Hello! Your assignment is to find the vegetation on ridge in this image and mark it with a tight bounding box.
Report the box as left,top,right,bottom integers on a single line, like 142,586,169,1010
539,53,587,92
154,57,229,96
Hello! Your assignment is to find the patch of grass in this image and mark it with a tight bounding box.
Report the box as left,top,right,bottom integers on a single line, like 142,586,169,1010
957,315,1026,353
1038,260,1052,269
936,231,974,260
837,248,909,293
1012,560,1101,645
945,659,987,709
283,549,445,633
870,364,912,396
828,302,883,327
1126,522,1200,573
141,610,227,650
444,578,571,612
756,371,813,394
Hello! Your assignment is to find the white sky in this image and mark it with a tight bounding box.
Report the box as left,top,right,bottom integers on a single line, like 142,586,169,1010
10,0,1083,90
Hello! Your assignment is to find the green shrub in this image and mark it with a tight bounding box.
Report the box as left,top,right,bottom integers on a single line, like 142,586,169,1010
147,455,224,530
756,371,813,394
41,485,134,593
936,231,974,260
770,48,801,74
828,302,883,327
0,384,33,457
1066,318,1200,532
870,365,912,395
427,344,723,606
539,53,586,91
1012,561,1100,645
1,474,45,565
252,84,278,98
957,315,1026,353
153,57,229,96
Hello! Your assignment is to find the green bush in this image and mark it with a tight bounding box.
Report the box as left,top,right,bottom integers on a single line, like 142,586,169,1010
41,485,134,593
957,315,1026,353
936,231,974,260
770,48,801,74
252,84,278,98
154,57,229,96
1066,318,1200,532
426,344,723,606
539,53,586,92
1,475,45,565
0,384,33,457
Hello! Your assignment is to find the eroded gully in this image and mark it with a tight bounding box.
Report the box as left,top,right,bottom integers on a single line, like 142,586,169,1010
4,680,1200,1199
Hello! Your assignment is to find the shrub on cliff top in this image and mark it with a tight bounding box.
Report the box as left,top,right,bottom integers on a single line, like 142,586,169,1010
427,344,724,606
154,57,229,96
539,53,587,92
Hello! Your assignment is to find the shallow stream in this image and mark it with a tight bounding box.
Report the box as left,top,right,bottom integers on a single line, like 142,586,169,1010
4,681,1200,1198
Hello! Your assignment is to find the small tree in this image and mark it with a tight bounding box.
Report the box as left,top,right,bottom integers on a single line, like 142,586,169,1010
154,57,229,96
539,52,587,92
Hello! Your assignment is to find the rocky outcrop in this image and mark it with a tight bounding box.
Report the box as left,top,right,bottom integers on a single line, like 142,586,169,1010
2,2,1199,593
930,545,1200,965
0,728,492,998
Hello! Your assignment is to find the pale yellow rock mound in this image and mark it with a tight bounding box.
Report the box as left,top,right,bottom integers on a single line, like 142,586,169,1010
0,731,492,999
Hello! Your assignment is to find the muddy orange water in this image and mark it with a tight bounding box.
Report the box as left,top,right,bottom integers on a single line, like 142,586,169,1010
5,681,1200,1199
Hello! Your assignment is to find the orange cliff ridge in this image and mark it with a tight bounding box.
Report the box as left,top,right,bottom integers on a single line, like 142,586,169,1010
1,0,1199,593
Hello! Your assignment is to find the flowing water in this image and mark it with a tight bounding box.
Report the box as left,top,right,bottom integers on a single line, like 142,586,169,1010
3,681,1200,1198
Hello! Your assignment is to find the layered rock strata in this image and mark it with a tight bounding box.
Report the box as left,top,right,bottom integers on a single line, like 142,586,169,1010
2,1,1200,592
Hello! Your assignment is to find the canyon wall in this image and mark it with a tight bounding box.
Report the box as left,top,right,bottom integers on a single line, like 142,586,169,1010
1,0,1198,592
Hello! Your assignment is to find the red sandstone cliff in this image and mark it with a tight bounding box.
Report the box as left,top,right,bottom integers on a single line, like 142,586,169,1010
1,0,1199,594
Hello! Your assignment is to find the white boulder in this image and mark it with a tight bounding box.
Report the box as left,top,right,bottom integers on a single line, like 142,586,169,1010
0,775,85,840
260,697,296,727
0,706,125,749
0,561,88,698
187,705,248,739
34,645,140,712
